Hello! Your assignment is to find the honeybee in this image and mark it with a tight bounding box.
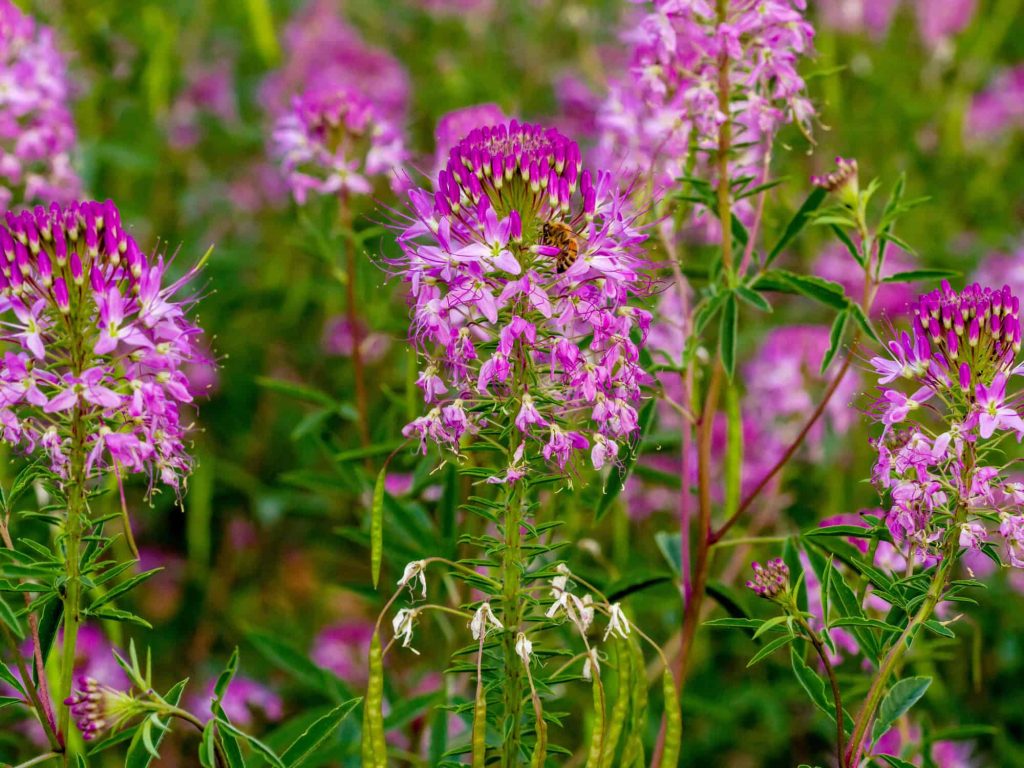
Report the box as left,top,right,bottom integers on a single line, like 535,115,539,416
540,220,580,274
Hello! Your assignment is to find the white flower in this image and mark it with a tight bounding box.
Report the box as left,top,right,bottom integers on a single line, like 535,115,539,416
515,632,533,666
398,560,428,599
603,603,631,641
546,573,571,619
392,608,420,654
470,602,504,641
582,647,600,681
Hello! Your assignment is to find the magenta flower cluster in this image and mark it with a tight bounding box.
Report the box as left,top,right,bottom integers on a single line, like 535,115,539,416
272,86,407,203
393,120,650,480
870,281,1024,564
597,0,814,197
0,201,208,494
0,0,80,210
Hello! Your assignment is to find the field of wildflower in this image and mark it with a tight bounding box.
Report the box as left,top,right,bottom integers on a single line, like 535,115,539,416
0,0,1023,766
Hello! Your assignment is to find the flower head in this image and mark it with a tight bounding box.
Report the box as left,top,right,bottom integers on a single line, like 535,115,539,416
391,121,649,481
272,86,406,203
0,1,81,209
746,558,790,600
0,201,210,495
65,676,137,741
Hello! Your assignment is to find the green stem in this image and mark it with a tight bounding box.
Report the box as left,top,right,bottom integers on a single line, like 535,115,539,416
501,482,525,768
58,405,88,763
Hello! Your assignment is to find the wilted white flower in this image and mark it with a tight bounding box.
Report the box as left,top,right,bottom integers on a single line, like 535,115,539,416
398,560,428,598
603,603,631,641
582,647,601,681
470,602,504,641
515,632,533,666
393,608,420,654
546,573,571,619
578,594,595,633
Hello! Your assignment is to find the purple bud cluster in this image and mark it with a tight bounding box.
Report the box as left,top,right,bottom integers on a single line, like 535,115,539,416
64,676,120,740
0,201,209,494
869,281,1024,566
0,0,81,209
746,559,790,600
272,86,407,204
393,121,650,480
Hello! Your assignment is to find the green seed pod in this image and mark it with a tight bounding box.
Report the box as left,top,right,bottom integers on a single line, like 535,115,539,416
658,670,682,768
620,638,647,767
600,639,631,768
585,673,605,768
472,674,487,768
363,632,387,768
530,719,548,768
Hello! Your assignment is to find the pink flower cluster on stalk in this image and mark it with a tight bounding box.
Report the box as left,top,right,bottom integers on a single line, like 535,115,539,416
263,0,409,203
393,120,650,480
0,201,208,494
0,0,81,209
596,0,814,201
272,86,407,203
869,281,1024,564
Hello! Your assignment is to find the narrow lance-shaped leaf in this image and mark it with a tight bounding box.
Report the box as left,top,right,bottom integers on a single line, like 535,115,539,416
766,187,828,266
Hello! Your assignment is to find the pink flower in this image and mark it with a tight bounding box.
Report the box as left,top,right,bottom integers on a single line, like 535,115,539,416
974,373,1024,439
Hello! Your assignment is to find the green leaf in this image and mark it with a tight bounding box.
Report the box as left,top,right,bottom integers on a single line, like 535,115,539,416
0,661,25,695
719,293,738,378
747,633,796,667
125,680,187,768
371,468,385,588
0,592,23,639
878,756,917,768
737,285,772,313
872,676,932,742
830,617,902,632
217,719,286,768
790,646,833,719
88,568,164,610
849,303,881,344
703,618,767,630
655,530,681,575
821,310,850,373
881,269,959,284
767,187,828,266
214,648,240,701
596,399,656,521
771,271,849,311
281,698,361,767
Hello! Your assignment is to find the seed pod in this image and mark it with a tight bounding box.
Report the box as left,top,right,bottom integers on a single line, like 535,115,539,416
620,638,647,767
585,674,605,768
472,672,487,767
600,639,631,767
362,632,387,768
658,670,682,768
530,719,547,768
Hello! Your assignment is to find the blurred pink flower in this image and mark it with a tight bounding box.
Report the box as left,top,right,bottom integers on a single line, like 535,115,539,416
311,621,375,686
966,66,1024,143
189,675,284,727
322,316,391,364
913,0,976,49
